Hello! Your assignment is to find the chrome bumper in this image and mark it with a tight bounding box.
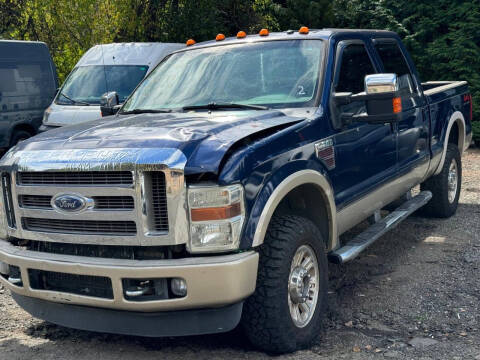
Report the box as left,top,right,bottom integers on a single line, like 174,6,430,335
0,240,258,312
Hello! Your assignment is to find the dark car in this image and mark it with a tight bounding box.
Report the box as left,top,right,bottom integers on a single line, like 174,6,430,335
0,40,58,150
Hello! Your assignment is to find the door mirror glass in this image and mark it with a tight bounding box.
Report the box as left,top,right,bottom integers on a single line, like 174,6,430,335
365,73,398,94
100,91,120,117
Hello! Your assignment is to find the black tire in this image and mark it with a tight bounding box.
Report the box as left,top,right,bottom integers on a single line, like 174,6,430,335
242,215,328,353
10,130,32,147
420,143,461,218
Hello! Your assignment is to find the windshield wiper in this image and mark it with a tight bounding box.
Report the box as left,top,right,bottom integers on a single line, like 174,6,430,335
59,92,90,106
182,102,269,111
120,108,172,115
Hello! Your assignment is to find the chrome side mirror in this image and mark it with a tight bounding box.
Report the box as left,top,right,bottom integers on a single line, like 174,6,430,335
100,91,120,117
365,73,398,94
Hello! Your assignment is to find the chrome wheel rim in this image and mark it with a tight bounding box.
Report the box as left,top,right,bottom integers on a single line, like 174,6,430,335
448,159,458,204
288,244,319,328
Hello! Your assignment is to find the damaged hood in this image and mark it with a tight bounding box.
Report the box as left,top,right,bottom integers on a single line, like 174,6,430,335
7,110,304,174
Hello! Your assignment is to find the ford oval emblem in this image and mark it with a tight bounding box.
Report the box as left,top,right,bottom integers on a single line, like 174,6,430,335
52,194,89,213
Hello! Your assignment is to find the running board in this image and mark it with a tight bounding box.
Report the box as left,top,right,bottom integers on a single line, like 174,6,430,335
328,191,432,264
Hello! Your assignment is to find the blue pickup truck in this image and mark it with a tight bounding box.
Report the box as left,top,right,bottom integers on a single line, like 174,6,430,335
0,28,473,353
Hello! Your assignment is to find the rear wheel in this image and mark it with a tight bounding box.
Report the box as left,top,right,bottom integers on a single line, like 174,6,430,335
242,215,328,353
421,143,461,218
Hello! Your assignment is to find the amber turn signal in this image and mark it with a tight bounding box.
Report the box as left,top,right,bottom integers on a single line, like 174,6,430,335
299,26,309,34
259,28,269,36
191,203,242,221
216,33,226,41
393,97,402,113
186,39,196,46
237,31,247,38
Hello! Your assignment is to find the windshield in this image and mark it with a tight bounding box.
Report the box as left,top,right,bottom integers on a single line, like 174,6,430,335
56,65,149,105
122,40,324,111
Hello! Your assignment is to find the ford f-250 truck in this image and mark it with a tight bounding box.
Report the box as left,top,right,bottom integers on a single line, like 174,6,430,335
0,28,473,353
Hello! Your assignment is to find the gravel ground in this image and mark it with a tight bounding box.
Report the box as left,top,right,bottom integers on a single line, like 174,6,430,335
0,148,479,360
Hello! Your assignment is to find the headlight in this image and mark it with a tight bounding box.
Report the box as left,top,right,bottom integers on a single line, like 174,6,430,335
187,184,245,253
42,106,52,124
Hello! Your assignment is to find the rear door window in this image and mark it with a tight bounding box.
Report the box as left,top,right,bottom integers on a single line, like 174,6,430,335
374,41,416,94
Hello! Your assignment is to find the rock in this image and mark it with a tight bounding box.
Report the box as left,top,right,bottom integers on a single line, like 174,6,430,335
345,321,353,327
408,337,439,347
384,350,400,358
352,346,361,352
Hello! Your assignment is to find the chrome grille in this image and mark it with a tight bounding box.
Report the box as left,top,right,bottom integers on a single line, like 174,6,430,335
18,195,134,210
150,172,168,232
17,171,133,186
22,217,137,235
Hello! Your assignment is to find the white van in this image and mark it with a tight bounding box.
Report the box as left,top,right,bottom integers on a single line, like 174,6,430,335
40,42,183,130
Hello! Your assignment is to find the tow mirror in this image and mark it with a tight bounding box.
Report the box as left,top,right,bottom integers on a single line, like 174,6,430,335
365,73,398,94
333,73,402,126
100,91,121,117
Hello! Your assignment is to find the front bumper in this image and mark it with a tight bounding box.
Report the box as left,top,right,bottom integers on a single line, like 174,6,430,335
0,240,258,312
13,293,244,337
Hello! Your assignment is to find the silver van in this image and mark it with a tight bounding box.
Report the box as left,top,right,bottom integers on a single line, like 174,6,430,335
40,42,183,130
0,40,58,148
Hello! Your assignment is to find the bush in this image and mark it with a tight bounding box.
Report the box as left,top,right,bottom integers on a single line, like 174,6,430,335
473,121,480,145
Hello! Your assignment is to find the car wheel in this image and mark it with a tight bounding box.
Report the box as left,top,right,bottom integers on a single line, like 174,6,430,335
421,143,461,218
10,130,32,147
242,215,328,353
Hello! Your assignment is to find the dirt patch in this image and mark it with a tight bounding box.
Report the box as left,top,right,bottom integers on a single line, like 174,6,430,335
1,148,480,360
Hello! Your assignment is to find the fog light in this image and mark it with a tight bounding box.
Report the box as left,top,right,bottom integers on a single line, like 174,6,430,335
0,261,9,276
171,278,187,297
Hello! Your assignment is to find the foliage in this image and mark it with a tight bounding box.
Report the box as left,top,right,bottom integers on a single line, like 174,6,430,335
0,0,478,118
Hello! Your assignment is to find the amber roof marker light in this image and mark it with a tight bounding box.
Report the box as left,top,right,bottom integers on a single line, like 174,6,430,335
237,31,247,38
259,28,269,36
216,33,226,41
299,26,309,34
186,39,196,46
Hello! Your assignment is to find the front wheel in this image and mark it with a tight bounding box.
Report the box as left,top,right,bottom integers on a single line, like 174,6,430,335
242,215,328,353
421,143,461,218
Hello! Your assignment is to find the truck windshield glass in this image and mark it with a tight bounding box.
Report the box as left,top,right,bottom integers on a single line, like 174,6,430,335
56,65,149,105
123,40,324,112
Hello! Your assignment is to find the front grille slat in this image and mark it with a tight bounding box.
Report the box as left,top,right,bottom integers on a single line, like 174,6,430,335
17,171,133,186
22,218,137,235
93,196,134,210
150,172,169,232
2,173,16,228
19,195,134,210
25,240,171,260
29,269,113,299
18,195,52,208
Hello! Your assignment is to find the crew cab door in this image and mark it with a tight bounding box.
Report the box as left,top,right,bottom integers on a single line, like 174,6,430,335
372,39,429,179
329,40,397,208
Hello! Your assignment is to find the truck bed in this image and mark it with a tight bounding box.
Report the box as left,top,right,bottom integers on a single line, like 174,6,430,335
422,81,468,104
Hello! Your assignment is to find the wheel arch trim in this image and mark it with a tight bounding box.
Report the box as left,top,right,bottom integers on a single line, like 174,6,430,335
434,111,465,176
251,169,338,250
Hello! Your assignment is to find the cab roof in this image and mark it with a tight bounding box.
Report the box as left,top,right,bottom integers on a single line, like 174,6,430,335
176,28,399,52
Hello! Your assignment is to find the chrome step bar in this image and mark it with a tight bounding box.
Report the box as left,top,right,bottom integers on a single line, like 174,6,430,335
329,191,432,264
